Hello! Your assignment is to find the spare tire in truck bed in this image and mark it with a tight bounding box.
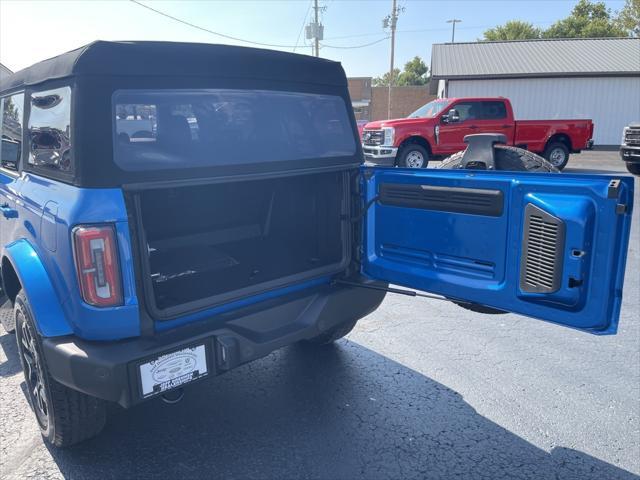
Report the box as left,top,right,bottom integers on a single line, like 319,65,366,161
437,144,559,315
438,144,559,173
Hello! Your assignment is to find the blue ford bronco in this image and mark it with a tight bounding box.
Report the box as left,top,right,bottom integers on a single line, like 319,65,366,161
0,41,634,447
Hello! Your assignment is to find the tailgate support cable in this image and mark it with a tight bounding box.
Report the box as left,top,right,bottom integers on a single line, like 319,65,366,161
332,279,474,306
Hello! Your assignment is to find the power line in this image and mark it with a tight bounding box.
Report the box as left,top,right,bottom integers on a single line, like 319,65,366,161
293,1,313,52
129,0,301,48
323,20,558,40
320,36,390,49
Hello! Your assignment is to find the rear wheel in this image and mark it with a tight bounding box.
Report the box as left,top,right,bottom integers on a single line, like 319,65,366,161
543,142,570,170
303,319,358,346
626,162,640,175
15,291,106,447
439,145,558,314
397,144,429,168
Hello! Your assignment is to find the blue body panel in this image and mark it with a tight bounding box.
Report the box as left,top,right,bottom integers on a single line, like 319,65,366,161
5,239,73,336
1,172,140,340
362,167,634,334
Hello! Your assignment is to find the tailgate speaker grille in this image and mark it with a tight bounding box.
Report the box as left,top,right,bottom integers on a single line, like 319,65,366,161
519,204,565,293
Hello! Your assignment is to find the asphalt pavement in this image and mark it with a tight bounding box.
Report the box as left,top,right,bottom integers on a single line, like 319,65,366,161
0,150,638,479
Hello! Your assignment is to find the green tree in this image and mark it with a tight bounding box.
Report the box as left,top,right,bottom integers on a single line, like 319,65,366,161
397,56,430,86
543,0,627,38
616,0,640,36
372,68,400,87
373,57,430,87
483,20,542,41
3,98,19,121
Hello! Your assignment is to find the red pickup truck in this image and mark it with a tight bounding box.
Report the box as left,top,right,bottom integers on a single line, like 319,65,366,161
362,97,594,170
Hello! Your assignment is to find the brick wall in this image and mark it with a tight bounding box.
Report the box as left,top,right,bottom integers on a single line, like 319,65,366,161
347,77,372,102
348,77,435,121
371,86,435,120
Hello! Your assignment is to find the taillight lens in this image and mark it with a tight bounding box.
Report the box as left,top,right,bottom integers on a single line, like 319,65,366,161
73,225,123,307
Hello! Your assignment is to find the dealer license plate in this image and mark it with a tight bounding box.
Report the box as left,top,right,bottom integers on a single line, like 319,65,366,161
139,344,208,398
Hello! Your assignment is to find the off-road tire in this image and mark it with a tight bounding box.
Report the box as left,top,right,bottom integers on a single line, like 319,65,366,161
626,162,640,175
397,144,429,168
15,291,106,447
303,319,358,345
439,145,558,314
439,144,559,173
543,142,570,170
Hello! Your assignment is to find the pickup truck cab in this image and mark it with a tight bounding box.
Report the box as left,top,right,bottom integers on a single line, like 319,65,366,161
0,42,633,447
362,97,594,170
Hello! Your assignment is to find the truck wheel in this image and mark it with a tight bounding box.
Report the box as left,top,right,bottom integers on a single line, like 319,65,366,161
303,319,358,346
398,144,429,168
543,142,570,170
439,145,558,315
439,145,558,173
15,291,106,447
626,163,640,175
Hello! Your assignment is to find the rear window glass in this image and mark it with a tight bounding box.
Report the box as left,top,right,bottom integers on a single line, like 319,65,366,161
113,89,356,171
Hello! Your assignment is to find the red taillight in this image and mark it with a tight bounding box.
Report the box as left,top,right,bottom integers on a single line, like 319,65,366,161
73,225,123,307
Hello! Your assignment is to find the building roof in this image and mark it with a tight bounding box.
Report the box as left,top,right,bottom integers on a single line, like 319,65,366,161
0,40,346,92
431,37,640,79
0,62,12,81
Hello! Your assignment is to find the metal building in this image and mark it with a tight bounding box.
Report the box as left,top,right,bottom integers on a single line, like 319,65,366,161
431,38,640,146
0,63,12,82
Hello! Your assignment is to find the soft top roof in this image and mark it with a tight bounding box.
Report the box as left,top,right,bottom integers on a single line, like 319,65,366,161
0,40,347,92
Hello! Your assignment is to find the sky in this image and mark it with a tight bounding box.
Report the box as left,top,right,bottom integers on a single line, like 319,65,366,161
0,0,629,78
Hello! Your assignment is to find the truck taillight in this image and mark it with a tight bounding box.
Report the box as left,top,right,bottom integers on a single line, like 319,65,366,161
73,225,123,307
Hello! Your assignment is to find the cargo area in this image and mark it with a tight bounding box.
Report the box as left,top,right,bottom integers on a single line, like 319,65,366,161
135,171,349,314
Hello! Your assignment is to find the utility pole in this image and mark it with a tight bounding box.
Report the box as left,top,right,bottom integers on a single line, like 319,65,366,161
314,0,320,57
446,19,462,43
306,0,325,57
383,0,402,118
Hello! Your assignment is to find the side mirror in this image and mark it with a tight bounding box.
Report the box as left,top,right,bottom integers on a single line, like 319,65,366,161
447,109,460,123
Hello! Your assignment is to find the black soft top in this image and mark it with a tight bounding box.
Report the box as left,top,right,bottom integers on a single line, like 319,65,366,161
0,40,347,92
1,41,357,187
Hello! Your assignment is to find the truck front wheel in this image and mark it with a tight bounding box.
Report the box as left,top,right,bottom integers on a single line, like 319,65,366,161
15,291,106,447
626,162,640,175
543,142,570,170
397,144,429,168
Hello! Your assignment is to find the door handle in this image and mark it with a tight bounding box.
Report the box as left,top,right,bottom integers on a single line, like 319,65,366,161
469,125,479,129
501,124,512,128
0,204,18,219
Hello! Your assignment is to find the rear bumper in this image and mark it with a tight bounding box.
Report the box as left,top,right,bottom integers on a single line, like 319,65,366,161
42,280,386,407
620,146,640,163
362,145,398,166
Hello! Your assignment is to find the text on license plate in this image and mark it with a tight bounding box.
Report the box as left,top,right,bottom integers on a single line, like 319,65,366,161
139,344,208,398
